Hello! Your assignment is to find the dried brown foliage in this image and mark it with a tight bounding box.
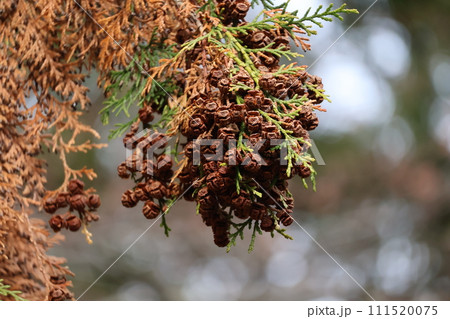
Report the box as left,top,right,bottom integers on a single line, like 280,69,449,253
0,0,201,301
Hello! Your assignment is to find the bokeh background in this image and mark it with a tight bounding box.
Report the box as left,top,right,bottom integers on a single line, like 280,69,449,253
43,0,450,300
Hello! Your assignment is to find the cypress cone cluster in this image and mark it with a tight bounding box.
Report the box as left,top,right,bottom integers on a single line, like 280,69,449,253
44,179,101,235
113,0,355,250
118,122,176,221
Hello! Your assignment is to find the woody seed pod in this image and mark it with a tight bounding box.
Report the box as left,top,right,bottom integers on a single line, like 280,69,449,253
138,106,154,124
117,162,130,179
48,288,69,301
49,215,66,232
142,201,160,219
87,194,101,210
66,215,82,232
121,189,138,208
145,180,167,199
55,192,70,208
68,179,84,195
43,198,58,214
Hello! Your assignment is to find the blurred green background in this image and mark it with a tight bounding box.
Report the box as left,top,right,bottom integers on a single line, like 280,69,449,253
44,0,450,300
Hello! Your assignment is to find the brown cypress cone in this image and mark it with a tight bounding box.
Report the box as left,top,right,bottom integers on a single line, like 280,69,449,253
251,30,272,48
66,215,82,232
192,93,209,106
55,192,70,208
284,197,294,211
141,159,155,177
203,161,219,175
218,78,231,95
48,288,71,301
209,68,224,87
218,193,233,206
135,182,149,201
123,131,138,149
274,35,290,50
218,165,234,177
178,165,195,183
212,219,230,247
87,194,101,210
234,208,250,219
43,198,58,214
49,215,65,232
197,187,217,210
289,81,306,97
215,106,232,126
263,147,279,159
261,53,280,68
183,187,196,202
121,189,138,208
281,117,295,131
307,76,324,102
231,191,252,210
148,131,168,149
189,116,207,136
273,81,287,98
260,215,275,232
50,275,67,285
199,207,214,226
232,0,250,20
230,103,245,123
277,211,294,226
246,110,263,133
85,211,100,222
244,90,264,109
250,202,267,220
183,141,194,159
291,120,308,138
260,98,273,113
125,154,140,173
262,124,281,140
206,172,230,193
296,164,311,178
214,235,230,248
157,154,173,172
138,105,154,124
142,201,160,219
248,133,268,151
257,173,274,189
242,153,262,174
69,194,86,212
259,74,276,91
261,191,277,205
233,70,254,89
168,183,181,197
204,100,219,119
176,28,191,44
217,127,237,144
301,111,319,131
68,179,84,195
217,0,249,24
224,148,242,165
117,162,130,179
145,180,167,199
